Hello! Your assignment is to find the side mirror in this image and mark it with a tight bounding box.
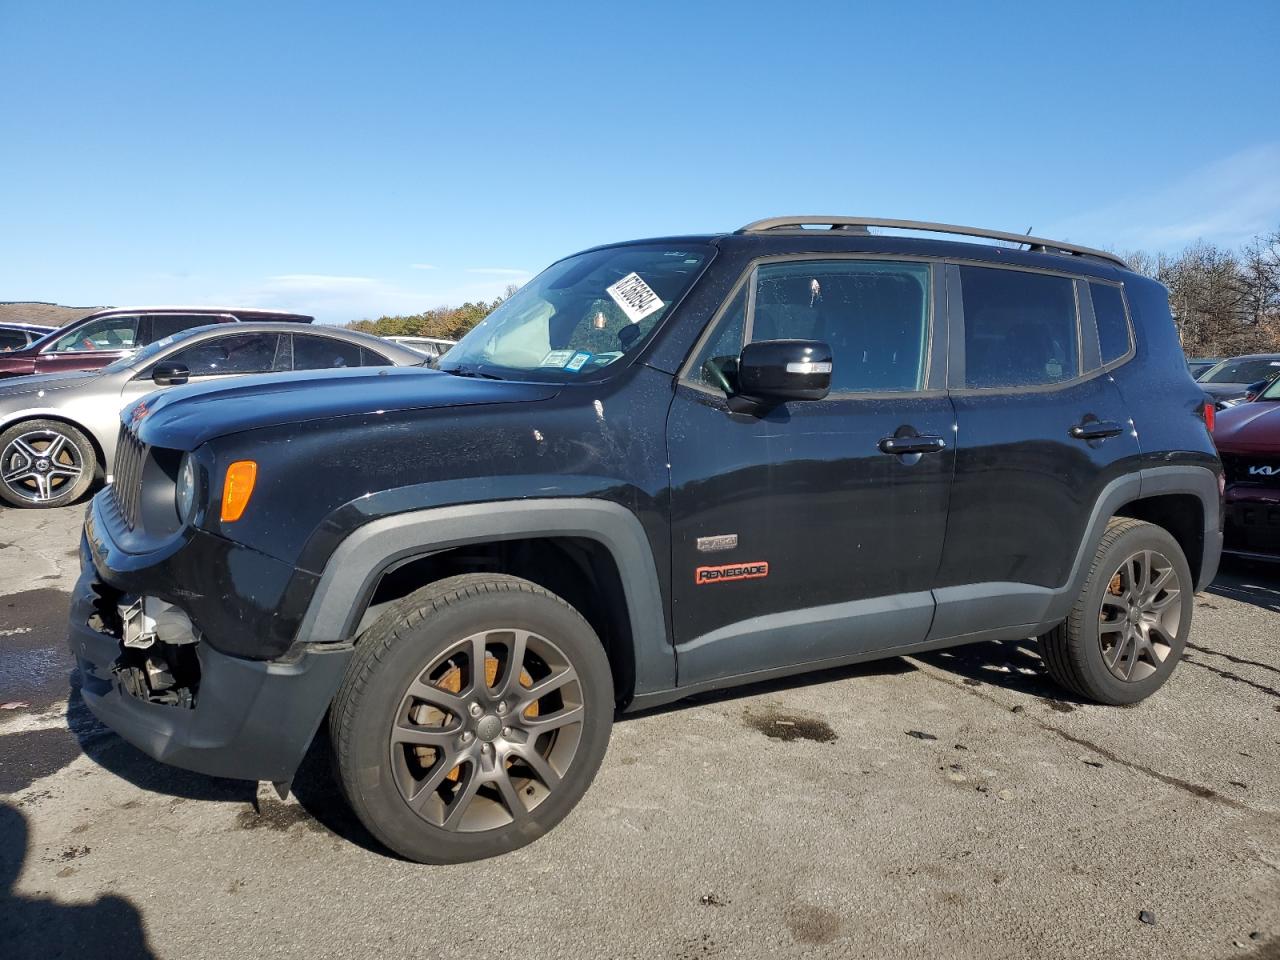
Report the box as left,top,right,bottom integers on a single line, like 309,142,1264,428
152,362,190,386
730,340,832,412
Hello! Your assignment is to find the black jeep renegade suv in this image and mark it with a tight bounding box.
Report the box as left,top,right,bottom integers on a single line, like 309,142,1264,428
69,217,1222,863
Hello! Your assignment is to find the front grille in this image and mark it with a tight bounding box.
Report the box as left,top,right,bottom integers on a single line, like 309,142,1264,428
112,425,146,529
1221,453,1280,487
1226,501,1280,555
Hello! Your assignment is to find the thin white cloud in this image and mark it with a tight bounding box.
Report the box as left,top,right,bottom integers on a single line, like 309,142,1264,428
1049,143,1280,253
465,267,531,276
266,274,380,288
409,263,437,270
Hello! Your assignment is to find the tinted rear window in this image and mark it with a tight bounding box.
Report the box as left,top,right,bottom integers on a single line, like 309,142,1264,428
292,335,364,370
1090,283,1131,364
960,266,1078,388
149,314,224,342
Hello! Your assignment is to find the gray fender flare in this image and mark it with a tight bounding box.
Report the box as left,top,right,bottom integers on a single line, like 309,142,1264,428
294,498,674,697
1046,464,1221,626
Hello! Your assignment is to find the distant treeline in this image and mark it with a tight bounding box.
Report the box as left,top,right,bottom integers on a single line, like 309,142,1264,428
346,285,517,341
1124,226,1280,358
348,227,1280,360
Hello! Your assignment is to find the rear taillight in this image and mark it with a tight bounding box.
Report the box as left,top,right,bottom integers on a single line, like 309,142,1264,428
1202,400,1215,433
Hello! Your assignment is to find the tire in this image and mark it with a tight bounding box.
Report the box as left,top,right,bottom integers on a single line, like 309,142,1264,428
1038,518,1193,705
329,573,614,863
0,419,97,509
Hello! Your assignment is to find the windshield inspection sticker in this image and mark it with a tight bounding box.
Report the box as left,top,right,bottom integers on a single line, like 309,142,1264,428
564,351,592,372
540,350,574,367
606,272,664,324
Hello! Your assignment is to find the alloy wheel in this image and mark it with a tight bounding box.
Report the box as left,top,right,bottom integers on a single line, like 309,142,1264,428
389,628,585,833
1,430,85,504
1098,549,1182,682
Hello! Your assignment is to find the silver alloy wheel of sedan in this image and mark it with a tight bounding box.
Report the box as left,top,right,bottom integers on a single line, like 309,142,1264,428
389,627,585,833
1097,548,1182,682
1,428,85,504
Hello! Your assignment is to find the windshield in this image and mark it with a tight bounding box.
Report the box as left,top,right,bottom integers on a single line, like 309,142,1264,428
102,327,206,372
1200,357,1280,384
438,243,712,381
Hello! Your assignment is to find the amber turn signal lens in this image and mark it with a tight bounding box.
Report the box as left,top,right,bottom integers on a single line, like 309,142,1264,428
221,460,258,522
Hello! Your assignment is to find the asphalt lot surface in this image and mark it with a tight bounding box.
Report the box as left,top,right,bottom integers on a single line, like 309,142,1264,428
1,500,1277,960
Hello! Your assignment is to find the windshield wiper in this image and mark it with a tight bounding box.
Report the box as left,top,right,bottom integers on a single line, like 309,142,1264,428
443,365,504,381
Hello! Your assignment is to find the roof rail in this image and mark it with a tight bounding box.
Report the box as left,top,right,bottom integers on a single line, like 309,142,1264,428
736,216,1128,269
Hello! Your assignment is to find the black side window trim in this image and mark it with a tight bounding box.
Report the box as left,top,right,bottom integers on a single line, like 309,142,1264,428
678,253,946,399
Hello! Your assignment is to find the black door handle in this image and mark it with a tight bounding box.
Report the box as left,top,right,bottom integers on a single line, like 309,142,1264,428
1069,420,1124,441
878,435,948,456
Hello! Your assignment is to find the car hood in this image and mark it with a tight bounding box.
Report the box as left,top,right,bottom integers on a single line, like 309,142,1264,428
0,368,106,401
132,366,562,450
1214,401,1280,454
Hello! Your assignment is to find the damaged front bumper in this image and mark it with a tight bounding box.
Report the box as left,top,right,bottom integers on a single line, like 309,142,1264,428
68,513,353,783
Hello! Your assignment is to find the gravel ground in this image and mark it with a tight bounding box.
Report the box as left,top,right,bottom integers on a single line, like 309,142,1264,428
1,501,1277,960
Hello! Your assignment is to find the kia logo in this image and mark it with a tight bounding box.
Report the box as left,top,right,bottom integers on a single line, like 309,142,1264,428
1248,465,1279,476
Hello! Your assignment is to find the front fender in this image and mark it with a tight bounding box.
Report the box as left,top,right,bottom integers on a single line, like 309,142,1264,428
293,498,674,697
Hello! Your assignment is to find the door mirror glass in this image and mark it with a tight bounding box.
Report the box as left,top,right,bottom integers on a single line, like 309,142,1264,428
736,339,832,404
152,362,190,386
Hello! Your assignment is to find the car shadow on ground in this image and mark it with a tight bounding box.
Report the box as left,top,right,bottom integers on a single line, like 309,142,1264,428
1208,557,1280,614
0,802,159,959
66,672,388,857
619,657,918,721
913,638,1092,707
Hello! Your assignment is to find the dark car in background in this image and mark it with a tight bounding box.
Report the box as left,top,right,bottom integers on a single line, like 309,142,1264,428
1197,354,1280,404
0,307,314,380
1214,377,1280,561
0,322,55,351
1187,357,1220,379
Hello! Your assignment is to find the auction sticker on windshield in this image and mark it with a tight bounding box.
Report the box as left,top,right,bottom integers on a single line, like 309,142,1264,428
606,272,664,324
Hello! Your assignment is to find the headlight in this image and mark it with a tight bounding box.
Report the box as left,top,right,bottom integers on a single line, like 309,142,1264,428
176,454,197,523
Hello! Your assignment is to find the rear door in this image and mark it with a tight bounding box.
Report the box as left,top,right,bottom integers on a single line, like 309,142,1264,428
930,263,1140,638
667,256,955,686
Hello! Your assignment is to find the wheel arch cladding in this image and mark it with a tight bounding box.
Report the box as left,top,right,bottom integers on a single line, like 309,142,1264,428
1060,465,1221,620
294,499,671,701
360,535,636,706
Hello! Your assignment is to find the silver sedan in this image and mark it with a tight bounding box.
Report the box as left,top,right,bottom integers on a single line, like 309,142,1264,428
0,321,427,508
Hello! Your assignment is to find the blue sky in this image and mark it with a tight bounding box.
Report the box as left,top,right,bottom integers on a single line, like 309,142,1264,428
2,0,1277,324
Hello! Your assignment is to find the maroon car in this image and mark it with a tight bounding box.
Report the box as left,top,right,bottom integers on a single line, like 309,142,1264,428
0,307,313,380
1214,377,1280,560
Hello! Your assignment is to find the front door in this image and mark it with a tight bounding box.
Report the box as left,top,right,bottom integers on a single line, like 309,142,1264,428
35,314,141,374
667,257,955,687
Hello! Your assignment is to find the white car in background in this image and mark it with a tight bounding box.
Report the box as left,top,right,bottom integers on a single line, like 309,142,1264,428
382,336,455,361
